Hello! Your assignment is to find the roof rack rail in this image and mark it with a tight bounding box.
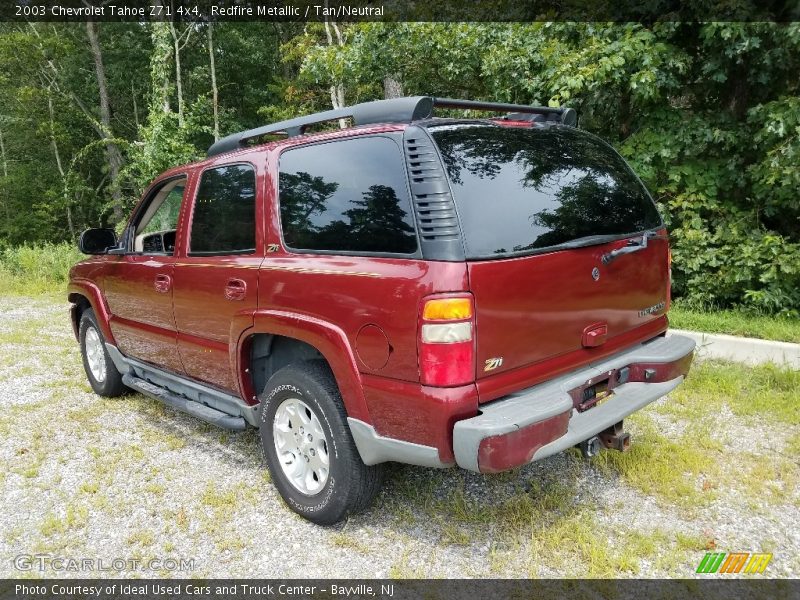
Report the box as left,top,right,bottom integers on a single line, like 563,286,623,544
207,96,577,157
432,98,577,127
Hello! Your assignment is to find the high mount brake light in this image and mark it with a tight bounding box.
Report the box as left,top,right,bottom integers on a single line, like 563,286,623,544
419,296,475,387
667,246,673,312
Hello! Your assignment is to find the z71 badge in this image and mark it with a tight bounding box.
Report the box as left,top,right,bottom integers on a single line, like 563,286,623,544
484,357,504,372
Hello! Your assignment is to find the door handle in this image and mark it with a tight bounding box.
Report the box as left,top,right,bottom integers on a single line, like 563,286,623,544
154,274,172,293
224,278,247,301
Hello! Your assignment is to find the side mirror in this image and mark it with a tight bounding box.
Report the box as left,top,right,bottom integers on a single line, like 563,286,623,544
79,228,118,255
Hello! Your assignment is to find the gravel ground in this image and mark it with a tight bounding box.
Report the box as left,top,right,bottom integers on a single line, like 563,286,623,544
0,295,797,579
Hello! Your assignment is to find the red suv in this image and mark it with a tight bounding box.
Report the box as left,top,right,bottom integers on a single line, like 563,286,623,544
68,96,695,524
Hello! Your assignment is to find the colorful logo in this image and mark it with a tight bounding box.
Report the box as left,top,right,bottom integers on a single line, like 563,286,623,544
696,552,772,574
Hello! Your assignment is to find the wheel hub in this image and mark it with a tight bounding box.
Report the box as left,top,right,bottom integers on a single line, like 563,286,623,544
272,397,330,495
85,326,106,383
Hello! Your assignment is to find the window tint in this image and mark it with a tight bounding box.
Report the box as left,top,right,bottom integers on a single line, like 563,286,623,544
190,164,256,254
279,136,417,254
430,124,663,258
140,183,184,235
133,178,186,255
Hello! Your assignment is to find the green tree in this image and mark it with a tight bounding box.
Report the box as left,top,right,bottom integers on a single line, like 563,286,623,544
0,21,797,313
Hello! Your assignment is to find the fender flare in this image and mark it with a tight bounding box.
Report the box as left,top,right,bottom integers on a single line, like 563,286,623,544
238,309,370,423
67,279,116,345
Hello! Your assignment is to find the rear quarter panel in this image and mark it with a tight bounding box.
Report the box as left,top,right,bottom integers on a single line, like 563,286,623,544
251,136,471,429
257,255,469,381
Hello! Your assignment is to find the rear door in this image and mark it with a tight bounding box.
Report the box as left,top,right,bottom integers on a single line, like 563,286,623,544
429,124,669,393
171,162,263,393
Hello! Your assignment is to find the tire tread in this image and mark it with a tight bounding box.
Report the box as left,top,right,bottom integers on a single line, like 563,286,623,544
79,309,127,398
259,359,383,524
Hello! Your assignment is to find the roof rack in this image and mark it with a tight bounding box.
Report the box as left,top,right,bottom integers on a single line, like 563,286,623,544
206,96,577,157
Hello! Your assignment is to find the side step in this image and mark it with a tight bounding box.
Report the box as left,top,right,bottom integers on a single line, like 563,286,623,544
122,373,247,431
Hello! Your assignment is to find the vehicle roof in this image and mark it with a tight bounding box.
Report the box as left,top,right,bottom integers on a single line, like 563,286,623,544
154,117,551,181
155,121,411,179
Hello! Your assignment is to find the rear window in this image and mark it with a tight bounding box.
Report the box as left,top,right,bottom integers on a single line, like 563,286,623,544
430,124,663,258
278,135,417,255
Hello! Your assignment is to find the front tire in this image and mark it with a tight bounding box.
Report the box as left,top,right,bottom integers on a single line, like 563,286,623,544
259,361,383,525
79,308,126,397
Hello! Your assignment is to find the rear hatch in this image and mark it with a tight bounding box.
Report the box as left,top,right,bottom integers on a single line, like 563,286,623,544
429,123,669,400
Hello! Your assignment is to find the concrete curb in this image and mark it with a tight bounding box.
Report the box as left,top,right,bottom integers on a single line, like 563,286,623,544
668,328,800,368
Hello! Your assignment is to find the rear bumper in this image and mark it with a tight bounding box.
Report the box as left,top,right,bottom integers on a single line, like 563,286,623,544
453,334,696,473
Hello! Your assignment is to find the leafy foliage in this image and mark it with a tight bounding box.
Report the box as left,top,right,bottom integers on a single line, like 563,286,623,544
0,22,797,313
0,243,83,295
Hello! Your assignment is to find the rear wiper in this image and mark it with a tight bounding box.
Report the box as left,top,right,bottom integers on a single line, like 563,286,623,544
486,230,666,260
601,231,662,265
544,233,627,252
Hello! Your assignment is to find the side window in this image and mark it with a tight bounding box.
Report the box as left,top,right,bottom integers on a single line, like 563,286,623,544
189,164,257,255
278,136,418,254
133,177,187,254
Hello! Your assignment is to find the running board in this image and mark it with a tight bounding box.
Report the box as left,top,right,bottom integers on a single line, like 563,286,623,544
106,343,260,427
122,373,247,431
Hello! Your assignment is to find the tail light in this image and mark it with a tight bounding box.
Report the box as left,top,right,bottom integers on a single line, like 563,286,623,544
418,295,475,387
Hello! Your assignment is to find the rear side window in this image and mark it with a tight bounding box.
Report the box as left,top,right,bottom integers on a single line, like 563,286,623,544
278,136,417,254
430,124,663,258
190,164,256,255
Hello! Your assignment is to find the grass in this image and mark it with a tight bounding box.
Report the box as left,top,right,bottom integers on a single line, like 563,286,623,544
0,243,82,297
664,360,800,426
39,504,89,536
669,303,800,343
12,429,48,480
786,436,800,457
330,532,371,554
0,316,58,346
738,454,799,506
384,465,706,577
127,529,156,547
527,512,643,576
1,289,796,578
592,416,721,508
200,483,237,509
598,360,800,509
377,357,799,574
387,551,427,579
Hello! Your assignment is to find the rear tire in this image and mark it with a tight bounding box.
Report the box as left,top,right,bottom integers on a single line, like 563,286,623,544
79,308,126,397
259,360,383,525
